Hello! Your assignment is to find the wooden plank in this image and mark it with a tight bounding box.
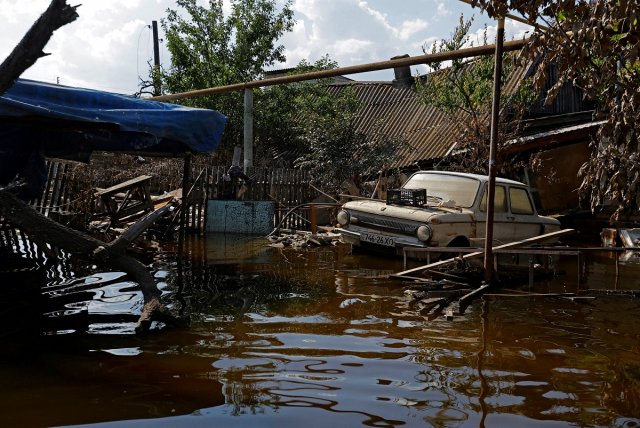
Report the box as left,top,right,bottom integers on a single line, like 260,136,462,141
38,160,57,215
260,167,268,200
391,228,575,278
50,162,68,214
96,175,152,197
193,165,204,231
484,292,577,297
57,162,72,213
202,165,211,232
458,283,491,313
269,167,276,202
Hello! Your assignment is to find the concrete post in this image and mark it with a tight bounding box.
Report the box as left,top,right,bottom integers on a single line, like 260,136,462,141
243,88,254,172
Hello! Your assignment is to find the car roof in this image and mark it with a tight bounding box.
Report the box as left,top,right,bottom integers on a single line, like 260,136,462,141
410,170,527,186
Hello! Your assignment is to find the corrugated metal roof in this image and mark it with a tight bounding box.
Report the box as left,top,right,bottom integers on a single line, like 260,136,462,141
324,59,539,170
282,57,587,171
327,82,462,168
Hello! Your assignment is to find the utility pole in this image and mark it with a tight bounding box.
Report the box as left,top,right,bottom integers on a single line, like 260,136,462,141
483,16,505,282
151,20,161,96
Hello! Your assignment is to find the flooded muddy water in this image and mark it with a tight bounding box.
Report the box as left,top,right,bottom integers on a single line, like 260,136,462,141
1,233,640,427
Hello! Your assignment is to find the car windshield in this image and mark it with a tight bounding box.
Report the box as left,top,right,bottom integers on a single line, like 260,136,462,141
402,173,481,208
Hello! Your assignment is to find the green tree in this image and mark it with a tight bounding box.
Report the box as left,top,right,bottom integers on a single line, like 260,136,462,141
477,0,640,219
416,14,534,175
252,56,346,164
292,95,404,194
256,57,403,194
161,0,295,160
160,0,402,193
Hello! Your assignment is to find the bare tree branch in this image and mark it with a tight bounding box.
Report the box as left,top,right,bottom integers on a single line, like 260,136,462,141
0,0,79,95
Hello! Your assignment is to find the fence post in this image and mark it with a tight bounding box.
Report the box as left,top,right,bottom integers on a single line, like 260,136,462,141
310,205,317,234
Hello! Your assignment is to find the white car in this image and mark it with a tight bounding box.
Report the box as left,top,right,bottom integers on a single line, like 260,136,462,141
336,171,561,256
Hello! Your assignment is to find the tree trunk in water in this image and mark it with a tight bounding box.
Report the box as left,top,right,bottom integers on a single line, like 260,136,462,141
0,189,184,333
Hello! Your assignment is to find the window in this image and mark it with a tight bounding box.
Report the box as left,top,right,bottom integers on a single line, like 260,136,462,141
509,187,534,214
479,185,507,212
402,173,481,207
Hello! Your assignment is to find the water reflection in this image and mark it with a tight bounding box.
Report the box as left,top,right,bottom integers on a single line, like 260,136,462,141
1,232,640,427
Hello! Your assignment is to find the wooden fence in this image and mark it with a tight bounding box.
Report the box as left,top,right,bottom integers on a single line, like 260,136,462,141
26,157,333,234
28,159,93,228
185,161,326,233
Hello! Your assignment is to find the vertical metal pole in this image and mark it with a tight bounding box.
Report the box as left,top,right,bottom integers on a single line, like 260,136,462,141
151,20,162,96
483,17,505,283
243,88,254,172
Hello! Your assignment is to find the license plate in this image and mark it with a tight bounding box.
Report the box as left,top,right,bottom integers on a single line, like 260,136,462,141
361,232,395,247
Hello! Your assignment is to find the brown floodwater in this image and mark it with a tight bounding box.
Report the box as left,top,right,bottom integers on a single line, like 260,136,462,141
1,233,640,427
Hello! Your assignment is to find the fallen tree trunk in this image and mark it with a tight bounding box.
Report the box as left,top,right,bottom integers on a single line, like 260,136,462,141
0,189,182,333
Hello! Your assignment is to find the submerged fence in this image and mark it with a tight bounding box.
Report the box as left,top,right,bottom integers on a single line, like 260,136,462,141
191,162,323,233
25,156,333,234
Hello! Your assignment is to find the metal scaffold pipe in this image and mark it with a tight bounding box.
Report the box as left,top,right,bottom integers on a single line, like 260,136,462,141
149,38,527,102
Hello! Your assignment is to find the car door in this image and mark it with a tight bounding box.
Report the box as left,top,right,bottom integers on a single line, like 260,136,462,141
507,186,542,240
477,184,514,244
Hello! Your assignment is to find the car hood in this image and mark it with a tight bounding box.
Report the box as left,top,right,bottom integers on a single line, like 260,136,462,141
342,199,469,222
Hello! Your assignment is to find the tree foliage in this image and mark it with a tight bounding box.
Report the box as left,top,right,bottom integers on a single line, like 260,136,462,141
159,2,401,194
252,57,348,163
257,57,403,194
161,0,295,160
416,15,534,176
292,96,404,194
478,0,640,219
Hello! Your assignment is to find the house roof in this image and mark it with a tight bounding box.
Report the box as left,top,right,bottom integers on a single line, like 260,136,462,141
327,82,460,169
326,57,594,170
503,120,604,154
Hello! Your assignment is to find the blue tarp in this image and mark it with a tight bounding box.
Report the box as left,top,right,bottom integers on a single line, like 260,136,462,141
0,79,227,198
0,78,227,155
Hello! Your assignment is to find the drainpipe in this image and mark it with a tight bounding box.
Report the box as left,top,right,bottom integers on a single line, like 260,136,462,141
483,16,505,282
243,88,254,172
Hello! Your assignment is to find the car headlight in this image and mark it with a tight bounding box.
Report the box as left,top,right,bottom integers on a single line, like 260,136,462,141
337,210,350,226
416,224,432,242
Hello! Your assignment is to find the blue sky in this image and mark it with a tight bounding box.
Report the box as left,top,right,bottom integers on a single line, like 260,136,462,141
0,0,531,95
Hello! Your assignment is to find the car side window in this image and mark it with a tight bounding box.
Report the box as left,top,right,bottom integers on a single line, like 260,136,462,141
509,187,535,214
480,185,507,213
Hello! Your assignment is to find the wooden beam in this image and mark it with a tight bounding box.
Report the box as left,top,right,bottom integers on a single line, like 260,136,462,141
458,283,491,313
390,228,575,279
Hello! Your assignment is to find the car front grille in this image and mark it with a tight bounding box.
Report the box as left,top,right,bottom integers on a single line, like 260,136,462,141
352,212,419,234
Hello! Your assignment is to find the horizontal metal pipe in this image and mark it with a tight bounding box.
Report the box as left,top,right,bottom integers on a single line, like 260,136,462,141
150,38,528,102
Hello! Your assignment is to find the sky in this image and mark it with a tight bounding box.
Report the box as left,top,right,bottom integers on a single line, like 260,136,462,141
0,0,532,95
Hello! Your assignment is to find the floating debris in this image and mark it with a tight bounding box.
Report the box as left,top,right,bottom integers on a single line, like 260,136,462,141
266,229,342,249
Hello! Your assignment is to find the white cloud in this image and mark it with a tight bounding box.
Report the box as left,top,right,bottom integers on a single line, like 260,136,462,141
292,0,324,22
436,1,451,17
1,0,506,92
505,19,533,40
398,19,429,42
358,1,428,41
332,38,374,57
